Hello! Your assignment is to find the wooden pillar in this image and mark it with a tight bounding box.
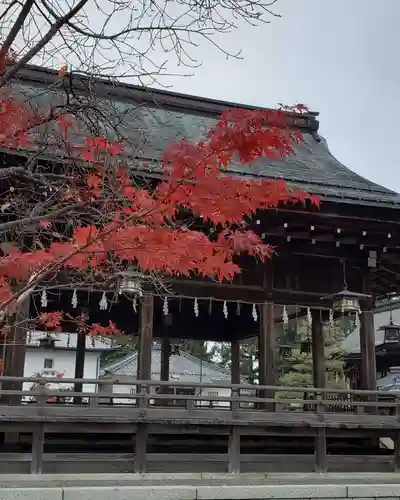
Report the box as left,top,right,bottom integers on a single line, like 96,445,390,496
228,426,240,473
259,302,276,410
3,294,30,396
314,427,327,473
74,331,86,405
134,294,153,474
159,336,170,406
311,309,327,470
30,424,45,474
160,337,170,382
231,340,240,385
137,294,154,381
134,423,148,473
311,309,325,389
394,430,400,472
359,270,376,391
231,339,240,412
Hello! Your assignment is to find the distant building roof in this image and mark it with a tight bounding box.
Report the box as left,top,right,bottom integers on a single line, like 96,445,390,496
377,367,400,391
101,346,244,383
26,330,112,352
11,64,400,209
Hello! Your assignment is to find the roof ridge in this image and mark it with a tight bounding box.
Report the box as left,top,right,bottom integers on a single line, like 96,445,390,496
13,64,319,132
103,347,232,376
179,350,232,375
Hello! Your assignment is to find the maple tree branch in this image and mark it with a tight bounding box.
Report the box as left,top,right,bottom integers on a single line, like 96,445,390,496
0,1,23,23
0,0,35,64
0,0,89,87
0,201,91,233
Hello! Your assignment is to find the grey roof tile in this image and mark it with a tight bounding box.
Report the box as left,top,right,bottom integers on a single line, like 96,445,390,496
102,347,240,383
12,67,400,208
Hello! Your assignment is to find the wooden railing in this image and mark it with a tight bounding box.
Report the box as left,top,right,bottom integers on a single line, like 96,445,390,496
0,375,397,414
0,376,399,474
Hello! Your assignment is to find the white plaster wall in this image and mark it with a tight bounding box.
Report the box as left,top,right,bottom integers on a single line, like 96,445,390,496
23,348,101,393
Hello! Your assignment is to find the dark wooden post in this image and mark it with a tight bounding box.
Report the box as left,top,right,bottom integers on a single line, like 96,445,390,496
134,424,149,473
160,336,170,406
259,302,276,410
228,426,240,473
311,309,325,389
134,294,154,474
359,270,376,391
3,294,30,398
231,340,240,385
231,340,241,413
311,309,327,472
160,337,170,382
315,427,327,473
30,423,45,474
136,294,154,382
394,430,400,472
74,330,86,405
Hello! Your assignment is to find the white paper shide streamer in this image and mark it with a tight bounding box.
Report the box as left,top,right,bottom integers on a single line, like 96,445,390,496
163,297,169,315
282,306,288,326
71,289,78,308
194,298,199,317
40,289,48,308
329,309,334,328
252,304,258,322
223,301,228,319
99,292,108,311
307,307,312,326
355,311,361,329
132,296,137,313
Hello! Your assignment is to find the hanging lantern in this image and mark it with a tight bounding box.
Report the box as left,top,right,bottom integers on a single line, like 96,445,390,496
118,270,144,296
379,321,400,343
38,334,58,349
322,289,370,314
300,338,311,354
379,296,400,343
322,258,370,314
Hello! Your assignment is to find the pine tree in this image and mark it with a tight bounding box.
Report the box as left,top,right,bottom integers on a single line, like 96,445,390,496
277,315,352,399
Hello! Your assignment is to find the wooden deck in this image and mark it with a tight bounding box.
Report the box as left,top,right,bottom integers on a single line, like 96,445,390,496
0,376,399,474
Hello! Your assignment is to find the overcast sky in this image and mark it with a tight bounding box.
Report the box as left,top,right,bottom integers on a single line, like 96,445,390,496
164,0,399,193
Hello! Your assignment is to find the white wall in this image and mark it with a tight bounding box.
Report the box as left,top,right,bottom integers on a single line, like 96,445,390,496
23,348,101,393
23,348,100,392
22,330,113,395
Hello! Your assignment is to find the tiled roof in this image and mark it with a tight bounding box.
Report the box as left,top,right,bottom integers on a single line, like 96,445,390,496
12,65,400,208
102,347,240,383
377,367,400,391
